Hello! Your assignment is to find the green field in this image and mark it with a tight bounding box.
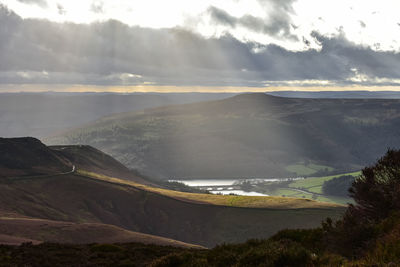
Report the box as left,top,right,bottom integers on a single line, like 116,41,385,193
271,188,351,205
285,163,334,176
288,171,361,193
262,171,361,205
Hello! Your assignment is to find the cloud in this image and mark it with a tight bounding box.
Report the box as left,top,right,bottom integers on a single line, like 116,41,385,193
256,0,297,39
258,0,297,12
56,3,66,15
207,5,298,40
16,0,47,8
1,6,400,88
90,0,104,14
0,71,145,85
207,6,236,27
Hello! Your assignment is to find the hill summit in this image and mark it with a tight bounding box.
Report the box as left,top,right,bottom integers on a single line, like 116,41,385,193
0,137,72,177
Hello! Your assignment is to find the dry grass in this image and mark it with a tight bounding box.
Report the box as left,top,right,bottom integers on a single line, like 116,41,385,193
77,170,343,209
0,217,203,248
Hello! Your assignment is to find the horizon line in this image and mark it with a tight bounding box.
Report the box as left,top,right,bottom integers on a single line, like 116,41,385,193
2,84,400,93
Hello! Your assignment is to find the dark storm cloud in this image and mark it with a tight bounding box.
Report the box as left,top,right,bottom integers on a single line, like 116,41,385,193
16,0,47,8
1,5,400,87
207,5,298,40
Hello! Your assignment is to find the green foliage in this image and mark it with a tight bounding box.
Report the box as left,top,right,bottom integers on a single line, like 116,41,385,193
289,171,360,193
322,175,355,197
324,149,400,258
348,149,400,223
151,239,315,267
270,228,324,252
0,242,191,267
249,171,359,205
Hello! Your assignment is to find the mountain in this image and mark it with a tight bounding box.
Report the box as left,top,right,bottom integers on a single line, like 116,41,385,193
0,92,234,138
47,93,400,179
0,137,343,247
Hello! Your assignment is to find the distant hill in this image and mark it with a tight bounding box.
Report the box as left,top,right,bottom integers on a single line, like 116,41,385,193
47,93,400,179
268,90,400,99
0,92,234,138
0,137,343,247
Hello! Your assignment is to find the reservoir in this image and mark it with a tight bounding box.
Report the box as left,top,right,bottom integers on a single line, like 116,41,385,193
169,177,304,197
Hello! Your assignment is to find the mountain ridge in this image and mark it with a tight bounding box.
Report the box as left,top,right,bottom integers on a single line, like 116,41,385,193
46,93,400,179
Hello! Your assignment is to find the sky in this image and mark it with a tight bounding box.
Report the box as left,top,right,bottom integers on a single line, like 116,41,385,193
1,0,400,92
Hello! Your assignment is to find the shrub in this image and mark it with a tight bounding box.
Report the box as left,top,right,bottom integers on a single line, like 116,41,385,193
348,149,400,223
325,149,400,258
270,228,324,252
322,175,354,197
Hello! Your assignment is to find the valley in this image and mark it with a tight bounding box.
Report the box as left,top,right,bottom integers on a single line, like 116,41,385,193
172,171,360,204
2,1,400,264
0,137,344,248
46,93,400,180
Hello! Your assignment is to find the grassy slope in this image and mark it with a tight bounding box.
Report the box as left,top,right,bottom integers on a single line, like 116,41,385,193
0,138,344,247
49,142,342,208
285,163,334,176
77,170,342,209
263,171,361,205
0,172,344,247
288,171,361,193
50,145,152,185
0,217,202,248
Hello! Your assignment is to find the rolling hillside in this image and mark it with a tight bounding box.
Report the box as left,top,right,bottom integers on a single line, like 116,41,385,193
0,217,202,248
0,137,343,247
47,93,400,179
0,92,233,138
